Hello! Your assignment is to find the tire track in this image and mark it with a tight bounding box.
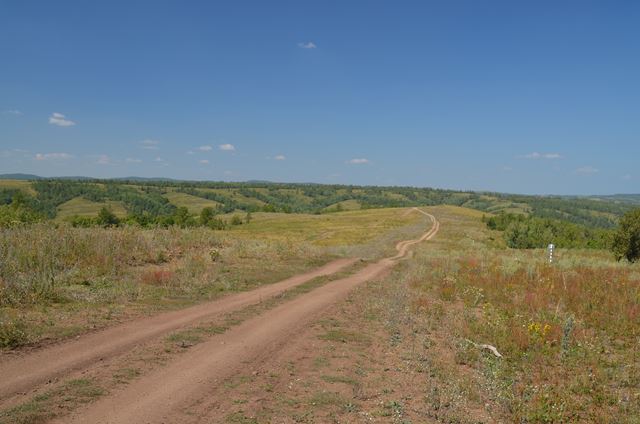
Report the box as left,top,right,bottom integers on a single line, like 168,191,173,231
0,258,357,404
57,209,439,424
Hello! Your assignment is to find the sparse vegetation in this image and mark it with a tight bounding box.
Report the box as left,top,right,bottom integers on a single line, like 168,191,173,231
1,178,638,422
0,207,421,348
203,206,639,423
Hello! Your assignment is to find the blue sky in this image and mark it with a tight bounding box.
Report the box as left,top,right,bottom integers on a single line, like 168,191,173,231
1,1,638,194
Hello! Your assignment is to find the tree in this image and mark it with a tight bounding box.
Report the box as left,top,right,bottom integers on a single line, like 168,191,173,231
612,209,640,262
173,207,194,228
97,207,119,227
200,207,215,225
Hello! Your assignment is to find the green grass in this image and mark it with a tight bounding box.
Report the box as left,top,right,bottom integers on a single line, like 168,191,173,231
0,378,105,424
229,207,422,247
163,190,220,213
322,199,361,212
0,179,36,196
199,188,267,206
56,197,127,220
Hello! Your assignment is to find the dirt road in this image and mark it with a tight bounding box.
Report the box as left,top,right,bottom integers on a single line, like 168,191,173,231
1,208,438,423
53,208,438,423
0,258,357,403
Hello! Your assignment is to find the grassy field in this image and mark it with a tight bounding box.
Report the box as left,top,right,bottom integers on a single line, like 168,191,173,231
0,179,36,196
321,205,640,422
230,208,419,244
56,197,128,220
0,207,425,349
322,199,362,212
1,202,638,422
163,190,220,213
208,205,639,423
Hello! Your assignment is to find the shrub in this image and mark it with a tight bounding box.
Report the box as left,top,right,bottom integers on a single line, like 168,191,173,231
96,207,119,227
0,314,29,348
612,208,640,262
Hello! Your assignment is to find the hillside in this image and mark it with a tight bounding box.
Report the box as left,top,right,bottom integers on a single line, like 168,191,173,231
0,177,637,228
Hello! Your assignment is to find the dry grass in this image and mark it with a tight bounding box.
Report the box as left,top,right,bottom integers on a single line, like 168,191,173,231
0,207,423,349
222,205,638,423
229,207,422,248
376,205,640,422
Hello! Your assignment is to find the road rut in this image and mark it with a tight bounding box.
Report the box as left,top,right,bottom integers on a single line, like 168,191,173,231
57,209,439,423
0,258,357,403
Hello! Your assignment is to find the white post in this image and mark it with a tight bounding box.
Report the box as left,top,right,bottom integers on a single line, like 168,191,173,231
547,243,555,263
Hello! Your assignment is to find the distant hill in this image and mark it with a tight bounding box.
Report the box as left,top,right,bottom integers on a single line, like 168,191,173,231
588,194,640,205
0,176,637,228
0,173,44,180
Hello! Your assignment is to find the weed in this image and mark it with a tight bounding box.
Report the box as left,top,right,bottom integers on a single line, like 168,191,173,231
319,329,370,344
320,375,358,385
0,313,29,348
225,412,258,424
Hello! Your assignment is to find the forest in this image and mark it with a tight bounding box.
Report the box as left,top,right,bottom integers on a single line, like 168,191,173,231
0,178,636,236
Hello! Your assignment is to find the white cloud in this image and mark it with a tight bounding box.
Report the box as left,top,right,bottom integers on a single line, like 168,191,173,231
48,112,76,127
2,109,22,116
35,152,72,161
575,166,599,175
502,166,513,172
198,145,213,151
199,159,210,165
125,158,142,163
140,139,160,150
96,154,111,165
521,152,563,160
274,155,286,161
298,42,317,49
347,158,370,164
622,174,632,180
154,157,165,162
219,143,235,151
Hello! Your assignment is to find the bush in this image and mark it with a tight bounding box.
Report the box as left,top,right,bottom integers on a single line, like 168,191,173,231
612,208,640,262
0,314,29,348
0,204,41,228
200,207,215,225
96,207,119,227
489,212,612,249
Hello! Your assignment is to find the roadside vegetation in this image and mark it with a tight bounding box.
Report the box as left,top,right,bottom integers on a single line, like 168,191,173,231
0,207,422,349
2,177,639,422
210,206,639,423
484,212,613,249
